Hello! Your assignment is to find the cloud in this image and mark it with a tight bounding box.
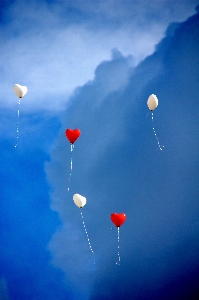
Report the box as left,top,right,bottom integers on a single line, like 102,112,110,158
1,0,198,112
45,7,199,300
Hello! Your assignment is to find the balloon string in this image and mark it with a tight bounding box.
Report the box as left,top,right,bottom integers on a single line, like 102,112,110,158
151,112,164,151
80,211,95,264
116,227,120,265
68,144,74,191
15,99,20,148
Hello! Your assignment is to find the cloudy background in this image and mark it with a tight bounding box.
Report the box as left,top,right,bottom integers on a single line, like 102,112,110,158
1,0,199,299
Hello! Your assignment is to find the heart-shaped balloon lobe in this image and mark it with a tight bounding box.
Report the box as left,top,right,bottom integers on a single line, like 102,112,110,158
111,213,126,227
73,193,86,208
13,84,28,98
65,129,81,144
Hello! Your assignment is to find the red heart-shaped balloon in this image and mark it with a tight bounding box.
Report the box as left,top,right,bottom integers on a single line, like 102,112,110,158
111,213,126,227
65,129,81,144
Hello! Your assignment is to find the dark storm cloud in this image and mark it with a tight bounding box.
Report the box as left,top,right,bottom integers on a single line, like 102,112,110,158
46,7,199,300
89,9,199,300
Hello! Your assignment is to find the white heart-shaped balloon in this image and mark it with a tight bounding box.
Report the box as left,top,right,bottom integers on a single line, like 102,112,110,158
73,193,87,208
13,84,28,98
147,94,158,111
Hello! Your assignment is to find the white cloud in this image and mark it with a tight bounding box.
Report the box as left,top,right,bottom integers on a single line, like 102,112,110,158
1,0,198,111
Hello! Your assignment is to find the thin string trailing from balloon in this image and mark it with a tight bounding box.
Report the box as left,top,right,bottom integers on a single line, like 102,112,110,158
116,227,121,265
68,144,74,191
15,99,21,148
80,211,95,264
151,112,164,151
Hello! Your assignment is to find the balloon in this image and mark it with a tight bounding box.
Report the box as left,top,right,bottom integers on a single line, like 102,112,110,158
66,129,81,191
13,84,28,147
13,84,28,98
73,193,86,208
147,94,164,150
65,129,81,144
111,212,126,265
111,213,126,227
74,194,95,262
147,94,158,111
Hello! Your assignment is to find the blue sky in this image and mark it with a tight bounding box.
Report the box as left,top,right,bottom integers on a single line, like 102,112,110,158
1,1,199,299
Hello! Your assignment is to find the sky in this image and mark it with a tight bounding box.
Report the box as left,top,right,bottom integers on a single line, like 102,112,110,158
0,0,199,299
